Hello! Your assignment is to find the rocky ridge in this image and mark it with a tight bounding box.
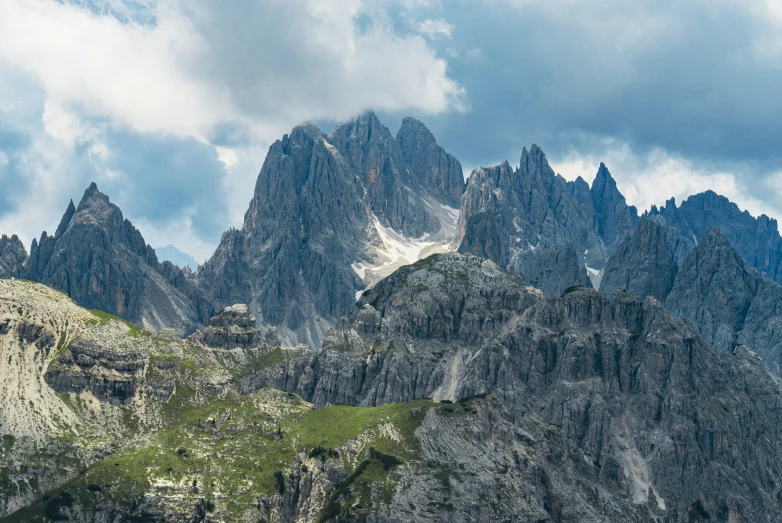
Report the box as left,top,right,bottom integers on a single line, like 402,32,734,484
245,252,782,521
601,219,782,378
4,252,782,521
457,146,637,294
22,183,213,335
600,218,679,302
396,116,465,208
649,190,782,284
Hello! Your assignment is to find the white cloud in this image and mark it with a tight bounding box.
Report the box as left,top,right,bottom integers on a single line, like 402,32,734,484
418,18,454,39
465,48,484,62
0,151,8,168
0,132,89,248
0,0,466,144
0,0,467,257
215,146,239,169
551,143,778,220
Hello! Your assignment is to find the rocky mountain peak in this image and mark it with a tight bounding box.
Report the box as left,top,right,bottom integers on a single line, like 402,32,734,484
646,190,782,281
600,218,678,301
66,182,128,236
54,200,76,238
80,181,103,201
22,183,209,335
460,143,634,294
665,226,761,352
331,109,438,237
518,143,555,180
200,112,462,349
331,110,387,150
591,163,638,247
698,226,732,249
285,121,324,145
0,234,27,278
396,116,464,207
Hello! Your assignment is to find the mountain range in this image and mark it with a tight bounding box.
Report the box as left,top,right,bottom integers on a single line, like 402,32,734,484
154,245,199,271
3,110,782,522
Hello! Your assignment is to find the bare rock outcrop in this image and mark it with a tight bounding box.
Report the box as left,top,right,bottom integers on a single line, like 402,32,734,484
245,252,782,521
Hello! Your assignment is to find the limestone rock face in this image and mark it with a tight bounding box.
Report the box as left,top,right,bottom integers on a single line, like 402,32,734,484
600,218,679,301
0,234,27,278
190,304,264,350
396,116,465,207
523,243,592,296
663,227,782,377
244,252,782,521
665,228,761,353
330,110,438,238
23,184,212,334
601,221,782,378
198,112,461,349
458,145,636,293
591,162,639,248
649,190,782,283
197,124,370,349
44,340,145,405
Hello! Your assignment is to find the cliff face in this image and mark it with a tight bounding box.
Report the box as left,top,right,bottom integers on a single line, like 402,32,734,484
0,234,27,278
600,218,679,301
649,190,782,283
244,253,782,521
23,184,211,335
458,146,638,294
601,221,782,377
396,116,465,208
198,112,463,349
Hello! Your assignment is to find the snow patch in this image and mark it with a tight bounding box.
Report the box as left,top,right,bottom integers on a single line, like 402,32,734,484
352,211,460,288
352,262,367,280
586,265,603,290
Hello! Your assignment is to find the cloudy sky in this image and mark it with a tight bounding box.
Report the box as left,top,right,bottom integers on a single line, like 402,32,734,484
1,0,781,262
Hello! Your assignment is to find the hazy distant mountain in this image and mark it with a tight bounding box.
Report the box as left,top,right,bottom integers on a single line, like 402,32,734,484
154,244,199,270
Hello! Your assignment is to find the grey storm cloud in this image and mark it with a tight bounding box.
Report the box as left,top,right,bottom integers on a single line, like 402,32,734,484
401,1,782,173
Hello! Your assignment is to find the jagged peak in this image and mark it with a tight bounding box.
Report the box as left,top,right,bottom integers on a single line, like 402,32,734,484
397,116,434,138
0,233,22,243
399,115,427,128
331,109,392,144
78,182,109,208
344,109,382,129
573,175,589,187
519,143,554,178
55,200,77,238
592,162,618,190
356,108,381,123
282,122,325,146
698,226,732,250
